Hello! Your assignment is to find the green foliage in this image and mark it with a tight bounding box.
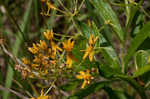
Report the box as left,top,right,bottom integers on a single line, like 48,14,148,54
124,22,150,69
91,0,125,42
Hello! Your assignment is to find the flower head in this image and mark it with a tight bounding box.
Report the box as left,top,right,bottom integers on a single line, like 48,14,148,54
50,41,62,59
63,40,75,68
22,57,30,65
63,39,74,52
76,70,93,88
44,29,54,40
30,89,50,99
66,53,74,68
46,1,57,10
82,34,98,61
37,40,48,50
82,46,94,62
89,34,98,45
28,43,39,54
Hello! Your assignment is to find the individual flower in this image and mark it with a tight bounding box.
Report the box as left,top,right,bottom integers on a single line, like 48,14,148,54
45,48,51,58
63,40,75,68
21,67,31,79
82,46,94,62
33,54,49,67
62,39,74,52
76,70,93,88
33,55,41,64
37,40,48,50
28,43,39,54
22,57,30,65
46,1,57,10
31,64,40,69
66,53,73,68
82,34,98,62
89,34,98,45
30,89,50,99
50,41,62,59
44,29,54,40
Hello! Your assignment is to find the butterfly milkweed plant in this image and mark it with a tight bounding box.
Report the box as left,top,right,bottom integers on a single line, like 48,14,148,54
1,0,150,99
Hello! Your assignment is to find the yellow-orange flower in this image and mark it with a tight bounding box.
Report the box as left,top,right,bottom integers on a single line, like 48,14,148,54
82,46,94,62
22,57,30,65
66,53,73,68
63,40,75,68
30,89,50,99
50,41,62,59
44,29,54,40
62,39,74,52
31,64,39,68
37,40,48,50
76,70,93,88
82,34,98,62
28,43,39,54
89,34,98,45
46,1,57,10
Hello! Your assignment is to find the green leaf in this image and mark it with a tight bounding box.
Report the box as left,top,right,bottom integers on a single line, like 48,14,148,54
59,80,80,91
68,81,110,99
97,62,121,78
100,47,121,71
125,0,144,35
91,0,124,42
130,13,145,37
124,22,150,70
115,75,147,99
135,50,149,68
104,86,126,99
132,65,150,78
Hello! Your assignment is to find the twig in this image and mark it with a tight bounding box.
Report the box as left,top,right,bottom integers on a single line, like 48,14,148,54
1,44,26,67
44,78,56,96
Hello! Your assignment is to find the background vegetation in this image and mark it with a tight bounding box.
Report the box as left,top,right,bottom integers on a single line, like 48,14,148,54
0,0,150,99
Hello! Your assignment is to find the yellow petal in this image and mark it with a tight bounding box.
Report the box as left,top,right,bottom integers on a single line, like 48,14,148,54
89,51,94,62
76,75,84,79
66,54,73,68
44,29,54,40
89,34,94,45
81,80,87,89
63,40,74,52
82,46,92,60
46,1,57,10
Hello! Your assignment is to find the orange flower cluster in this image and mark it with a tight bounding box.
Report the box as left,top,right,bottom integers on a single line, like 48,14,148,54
76,70,94,88
20,28,98,88
22,29,62,78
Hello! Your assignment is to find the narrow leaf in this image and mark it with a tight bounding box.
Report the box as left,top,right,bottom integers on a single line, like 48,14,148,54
132,65,150,78
124,22,150,70
68,81,110,99
91,0,124,42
